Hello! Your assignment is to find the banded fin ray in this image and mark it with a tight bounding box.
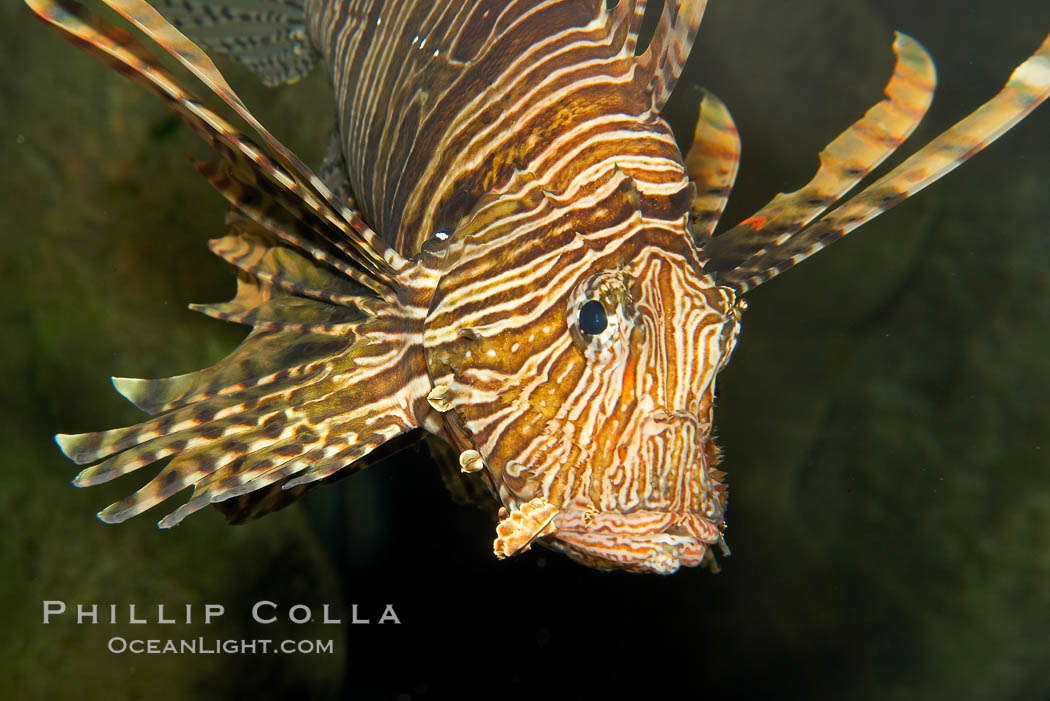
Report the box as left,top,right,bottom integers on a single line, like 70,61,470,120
213,432,421,525
636,0,708,112
30,0,431,526
152,0,320,86
684,88,740,245
112,327,351,415
37,0,402,276
607,0,645,56
202,214,379,309
719,29,1050,292
146,407,422,527
60,355,342,469
27,0,400,301
114,211,367,419
101,0,392,257
189,281,366,332
58,305,423,527
191,157,397,298
94,382,381,526
704,32,937,280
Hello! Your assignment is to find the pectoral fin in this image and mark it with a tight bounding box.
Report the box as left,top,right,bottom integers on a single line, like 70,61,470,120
30,0,435,528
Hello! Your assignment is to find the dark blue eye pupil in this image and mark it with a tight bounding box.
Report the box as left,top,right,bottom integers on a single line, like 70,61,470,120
579,300,607,335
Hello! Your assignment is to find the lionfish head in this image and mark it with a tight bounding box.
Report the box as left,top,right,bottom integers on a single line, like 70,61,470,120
422,172,742,574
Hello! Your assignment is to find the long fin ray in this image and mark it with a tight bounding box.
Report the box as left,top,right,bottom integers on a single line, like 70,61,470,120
684,89,741,245
73,318,425,527
637,0,708,112
626,0,647,50
111,327,351,415
26,0,403,292
158,417,359,528
101,1,371,230
98,426,319,523
203,387,422,500
212,432,420,525
59,360,340,467
101,0,400,269
721,29,1050,292
152,0,320,86
213,213,379,302
190,289,367,332
73,398,313,488
606,0,643,55
191,158,397,299
705,32,937,280
206,239,373,310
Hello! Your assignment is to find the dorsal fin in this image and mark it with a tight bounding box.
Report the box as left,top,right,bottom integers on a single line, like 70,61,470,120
28,0,404,299
715,30,1050,293
684,88,741,246
607,0,647,56
704,32,937,285
636,0,708,112
96,0,399,267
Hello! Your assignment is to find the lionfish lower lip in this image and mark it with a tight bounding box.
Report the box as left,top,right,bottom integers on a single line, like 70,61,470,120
549,529,713,574
545,508,724,573
551,507,720,541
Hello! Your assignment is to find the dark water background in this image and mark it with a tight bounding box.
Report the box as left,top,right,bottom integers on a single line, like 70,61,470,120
3,1,1050,699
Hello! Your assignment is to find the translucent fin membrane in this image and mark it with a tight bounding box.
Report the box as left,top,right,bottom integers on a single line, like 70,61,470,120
152,0,320,86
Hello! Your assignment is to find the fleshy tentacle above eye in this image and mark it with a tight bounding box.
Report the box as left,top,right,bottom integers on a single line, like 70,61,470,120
30,0,436,526
702,32,936,285
709,29,1050,293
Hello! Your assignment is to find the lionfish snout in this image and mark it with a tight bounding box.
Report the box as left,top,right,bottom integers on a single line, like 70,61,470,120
543,409,727,574
643,409,728,523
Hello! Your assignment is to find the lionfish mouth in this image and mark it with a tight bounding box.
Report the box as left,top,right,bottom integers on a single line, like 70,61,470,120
545,505,726,575
503,409,727,574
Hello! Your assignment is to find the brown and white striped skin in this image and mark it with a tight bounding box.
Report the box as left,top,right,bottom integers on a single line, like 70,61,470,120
27,0,1050,573
300,0,738,570
422,171,739,571
303,0,704,255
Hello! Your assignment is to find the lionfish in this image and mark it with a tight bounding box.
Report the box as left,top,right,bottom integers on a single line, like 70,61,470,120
27,0,1050,574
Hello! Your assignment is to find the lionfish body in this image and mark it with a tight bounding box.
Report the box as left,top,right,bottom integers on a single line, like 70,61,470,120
27,0,1050,573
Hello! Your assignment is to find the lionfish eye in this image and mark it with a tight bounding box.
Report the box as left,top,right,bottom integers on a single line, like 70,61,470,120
578,300,608,335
